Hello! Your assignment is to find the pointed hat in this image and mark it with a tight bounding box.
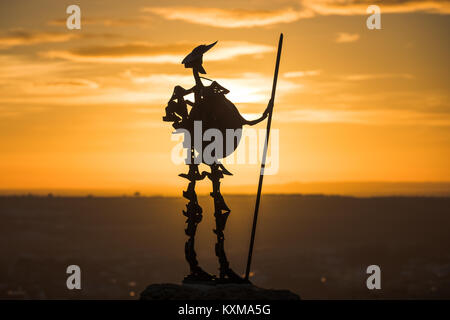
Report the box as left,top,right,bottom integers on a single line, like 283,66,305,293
182,41,217,74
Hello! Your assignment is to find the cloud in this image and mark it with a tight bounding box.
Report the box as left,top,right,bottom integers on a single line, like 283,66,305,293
37,79,100,89
0,29,77,48
341,73,414,81
143,7,311,28
43,41,274,64
123,71,300,104
0,29,120,48
303,0,450,16
48,16,154,27
0,55,102,105
275,108,450,126
0,105,47,118
335,32,360,43
275,109,368,124
0,55,67,80
0,65,299,107
143,1,450,28
283,70,321,78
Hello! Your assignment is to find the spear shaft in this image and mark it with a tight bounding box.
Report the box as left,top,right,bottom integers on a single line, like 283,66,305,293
245,33,283,281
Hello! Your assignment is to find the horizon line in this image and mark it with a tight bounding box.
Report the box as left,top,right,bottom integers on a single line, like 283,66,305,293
1,181,450,197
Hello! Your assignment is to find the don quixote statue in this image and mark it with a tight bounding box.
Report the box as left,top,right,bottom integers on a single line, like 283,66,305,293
163,35,283,285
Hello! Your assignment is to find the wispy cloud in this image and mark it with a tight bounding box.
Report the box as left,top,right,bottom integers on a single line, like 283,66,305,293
123,71,300,104
0,29,77,48
335,32,360,43
37,79,100,89
275,108,450,126
0,105,47,118
0,29,120,48
283,70,321,78
43,41,274,64
48,16,153,27
0,65,299,107
303,0,450,16
0,55,102,105
0,55,70,80
143,7,311,28
341,73,414,81
143,1,450,28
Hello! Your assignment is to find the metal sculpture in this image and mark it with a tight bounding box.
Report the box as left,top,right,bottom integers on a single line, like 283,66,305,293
163,35,282,284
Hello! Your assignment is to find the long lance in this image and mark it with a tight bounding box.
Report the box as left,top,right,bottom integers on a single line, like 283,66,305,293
245,33,283,281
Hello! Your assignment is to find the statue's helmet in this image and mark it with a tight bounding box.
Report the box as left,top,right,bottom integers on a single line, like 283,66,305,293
182,41,217,74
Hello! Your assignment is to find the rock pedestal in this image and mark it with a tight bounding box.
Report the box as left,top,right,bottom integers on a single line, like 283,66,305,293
140,283,300,300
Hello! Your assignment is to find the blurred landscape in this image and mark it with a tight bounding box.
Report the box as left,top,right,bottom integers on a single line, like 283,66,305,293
1,194,449,299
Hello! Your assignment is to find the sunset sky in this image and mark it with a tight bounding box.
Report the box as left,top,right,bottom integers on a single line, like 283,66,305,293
0,0,449,195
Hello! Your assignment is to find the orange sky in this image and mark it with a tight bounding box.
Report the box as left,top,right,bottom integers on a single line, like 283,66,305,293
0,0,449,195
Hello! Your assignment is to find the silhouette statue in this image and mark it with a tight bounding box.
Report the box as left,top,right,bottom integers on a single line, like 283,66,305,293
163,41,273,284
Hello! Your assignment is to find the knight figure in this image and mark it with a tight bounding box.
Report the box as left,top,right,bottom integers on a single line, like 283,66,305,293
163,41,273,284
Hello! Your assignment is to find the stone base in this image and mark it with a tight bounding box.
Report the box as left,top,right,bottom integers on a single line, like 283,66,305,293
140,283,300,300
